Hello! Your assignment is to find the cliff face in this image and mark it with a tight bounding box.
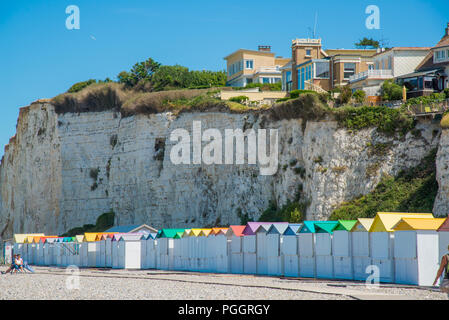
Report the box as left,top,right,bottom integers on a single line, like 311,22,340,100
433,129,449,216
0,102,441,240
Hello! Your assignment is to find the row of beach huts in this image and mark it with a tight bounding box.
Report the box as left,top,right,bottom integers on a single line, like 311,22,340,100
8,212,449,287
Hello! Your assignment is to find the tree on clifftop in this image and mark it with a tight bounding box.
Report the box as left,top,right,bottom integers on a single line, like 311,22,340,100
355,37,380,49
117,57,161,88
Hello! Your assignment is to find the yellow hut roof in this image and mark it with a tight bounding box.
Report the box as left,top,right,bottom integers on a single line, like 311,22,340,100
188,229,204,237
199,229,212,237
369,212,434,232
213,228,229,236
392,218,445,231
83,233,100,242
350,218,374,232
14,233,45,243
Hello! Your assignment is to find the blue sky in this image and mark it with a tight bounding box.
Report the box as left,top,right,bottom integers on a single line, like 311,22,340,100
0,0,448,157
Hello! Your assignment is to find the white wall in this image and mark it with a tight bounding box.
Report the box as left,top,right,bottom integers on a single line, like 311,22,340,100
392,51,428,77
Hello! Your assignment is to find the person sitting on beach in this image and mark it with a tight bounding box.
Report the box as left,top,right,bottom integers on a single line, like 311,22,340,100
15,254,24,272
1,254,17,274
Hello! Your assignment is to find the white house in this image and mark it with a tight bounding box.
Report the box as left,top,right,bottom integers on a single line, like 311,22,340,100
349,47,430,98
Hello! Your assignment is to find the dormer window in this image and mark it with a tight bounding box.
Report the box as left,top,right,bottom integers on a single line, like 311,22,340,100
435,49,448,62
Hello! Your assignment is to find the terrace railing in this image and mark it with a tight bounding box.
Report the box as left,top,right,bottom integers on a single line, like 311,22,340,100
349,69,393,83
406,99,449,116
304,80,328,94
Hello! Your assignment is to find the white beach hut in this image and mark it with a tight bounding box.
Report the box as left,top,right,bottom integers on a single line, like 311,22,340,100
212,228,231,274
280,224,302,277
350,218,374,281
314,221,338,279
255,223,272,275
297,221,317,278
227,226,245,274
241,222,265,275
392,218,444,286
197,229,212,272
116,234,144,269
370,212,433,283
332,220,357,280
142,233,157,269
111,234,123,269
156,229,184,270
266,223,289,276
172,231,185,271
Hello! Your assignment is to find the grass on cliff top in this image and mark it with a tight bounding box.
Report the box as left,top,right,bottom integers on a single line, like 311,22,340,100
50,82,415,135
51,82,254,116
330,148,439,220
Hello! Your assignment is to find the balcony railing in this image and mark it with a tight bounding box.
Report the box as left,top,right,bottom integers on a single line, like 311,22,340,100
349,69,393,83
255,66,281,74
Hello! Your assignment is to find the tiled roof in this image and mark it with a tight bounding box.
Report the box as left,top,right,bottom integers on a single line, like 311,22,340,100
434,35,449,49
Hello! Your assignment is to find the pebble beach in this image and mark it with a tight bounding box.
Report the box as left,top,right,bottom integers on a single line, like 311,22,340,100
0,266,447,300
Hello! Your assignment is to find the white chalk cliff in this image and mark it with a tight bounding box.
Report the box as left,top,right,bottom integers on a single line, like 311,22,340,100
0,101,443,240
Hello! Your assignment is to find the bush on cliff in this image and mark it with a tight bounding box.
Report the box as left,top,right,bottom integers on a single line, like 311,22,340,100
333,105,415,136
258,200,305,223
60,210,115,237
330,148,439,220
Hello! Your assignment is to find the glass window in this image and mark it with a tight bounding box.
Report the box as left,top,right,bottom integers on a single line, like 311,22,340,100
376,61,379,70
245,60,254,69
403,77,418,91
262,77,270,84
388,57,392,70
344,63,356,79
315,61,329,78
306,49,311,56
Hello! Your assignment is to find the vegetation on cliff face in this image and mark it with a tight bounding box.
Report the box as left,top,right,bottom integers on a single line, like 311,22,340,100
330,148,439,220
60,210,115,237
258,185,308,223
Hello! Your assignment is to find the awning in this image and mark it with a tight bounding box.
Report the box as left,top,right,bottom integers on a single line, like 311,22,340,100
397,68,446,79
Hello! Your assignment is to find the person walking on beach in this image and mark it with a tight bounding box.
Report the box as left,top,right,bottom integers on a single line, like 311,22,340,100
433,245,449,297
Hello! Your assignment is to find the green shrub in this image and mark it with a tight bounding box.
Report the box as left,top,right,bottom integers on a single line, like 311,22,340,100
444,88,449,99
338,86,353,104
89,168,100,180
406,93,446,106
353,90,366,104
381,79,403,101
60,210,115,237
67,79,97,93
333,105,415,136
290,89,316,99
228,95,249,104
258,200,306,223
244,83,282,91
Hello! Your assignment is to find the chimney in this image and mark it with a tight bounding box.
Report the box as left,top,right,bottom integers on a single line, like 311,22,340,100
258,45,271,52
446,23,449,37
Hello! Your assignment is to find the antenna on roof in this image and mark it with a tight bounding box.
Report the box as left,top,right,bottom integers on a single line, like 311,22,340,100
313,11,318,38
